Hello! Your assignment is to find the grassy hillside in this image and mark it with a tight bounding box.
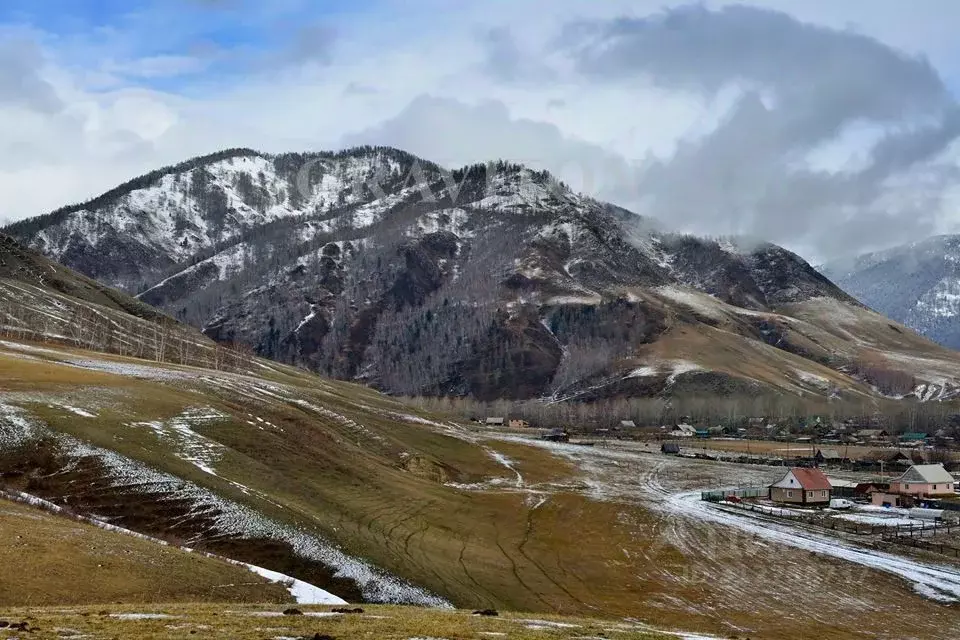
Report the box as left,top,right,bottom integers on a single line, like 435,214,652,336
0,497,290,606
0,234,166,322
0,338,589,611
2,338,958,639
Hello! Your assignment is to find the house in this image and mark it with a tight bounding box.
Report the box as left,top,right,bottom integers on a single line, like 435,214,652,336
898,432,929,447
828,478,858,497
620,420,636,429
707,426,724,436
485,417,505,426
542,428,570,443
854,482,888,497
886,451,912,466
889,464,956,497
769,468,832,505
934,428,955,443
872,492,911,508
508,419,530,428
661,443,681,455
856,429,889,442
814,448,843,465
669,424,696,438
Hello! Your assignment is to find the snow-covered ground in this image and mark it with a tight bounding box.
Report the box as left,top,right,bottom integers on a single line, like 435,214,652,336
243,564,347,605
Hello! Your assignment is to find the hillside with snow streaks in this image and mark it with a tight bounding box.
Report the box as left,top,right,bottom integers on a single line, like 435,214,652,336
11,146,960,401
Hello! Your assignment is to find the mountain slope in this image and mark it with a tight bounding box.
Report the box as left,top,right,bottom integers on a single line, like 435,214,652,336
8,147,960,402
0,233,253,371
821,235,960,349
0,494,291,606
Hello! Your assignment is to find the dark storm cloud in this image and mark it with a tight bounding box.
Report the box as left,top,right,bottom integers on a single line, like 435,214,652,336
556,4,960,259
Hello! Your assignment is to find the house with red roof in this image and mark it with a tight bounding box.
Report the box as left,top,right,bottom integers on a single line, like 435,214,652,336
769,468,831,505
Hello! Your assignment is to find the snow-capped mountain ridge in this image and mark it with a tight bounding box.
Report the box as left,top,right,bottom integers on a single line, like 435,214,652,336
9,146,960,402
7,146,437,290
822,235,960,349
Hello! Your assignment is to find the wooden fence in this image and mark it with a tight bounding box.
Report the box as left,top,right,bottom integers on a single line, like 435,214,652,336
715,500,960,538
700,487,769,501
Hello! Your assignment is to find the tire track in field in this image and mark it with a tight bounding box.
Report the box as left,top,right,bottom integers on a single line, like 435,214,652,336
515,500,590,610
493,521,554,610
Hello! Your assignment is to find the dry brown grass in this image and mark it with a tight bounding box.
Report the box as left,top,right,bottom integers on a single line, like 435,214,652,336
0,603,673,640
3,339,958,640
0,499,290,606
689,438,959,463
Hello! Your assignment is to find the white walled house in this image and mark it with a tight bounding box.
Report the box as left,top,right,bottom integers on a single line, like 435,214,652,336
769,468,831,505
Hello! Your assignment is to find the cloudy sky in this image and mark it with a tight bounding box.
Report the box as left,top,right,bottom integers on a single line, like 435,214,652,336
2,0,960,262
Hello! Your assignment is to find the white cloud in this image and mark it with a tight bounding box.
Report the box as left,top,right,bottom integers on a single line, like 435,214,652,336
107,54,209,79
1,0,960,264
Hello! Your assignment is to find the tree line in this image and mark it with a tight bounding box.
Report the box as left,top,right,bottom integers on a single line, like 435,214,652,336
0,293,254,372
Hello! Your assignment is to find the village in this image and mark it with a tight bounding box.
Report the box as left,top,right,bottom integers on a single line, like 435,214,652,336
480,414,960,565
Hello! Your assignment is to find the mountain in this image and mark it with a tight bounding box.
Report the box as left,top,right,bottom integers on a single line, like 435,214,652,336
821,235,960,351
9,146,960,403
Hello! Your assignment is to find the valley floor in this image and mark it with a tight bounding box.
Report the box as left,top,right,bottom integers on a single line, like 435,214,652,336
1,336,959,639
464,431,960,640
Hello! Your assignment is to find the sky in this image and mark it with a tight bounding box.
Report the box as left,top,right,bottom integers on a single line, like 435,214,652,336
2,0,960,262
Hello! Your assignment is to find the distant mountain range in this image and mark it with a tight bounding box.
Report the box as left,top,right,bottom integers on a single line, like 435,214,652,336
821,236,960,351
8,146,960,402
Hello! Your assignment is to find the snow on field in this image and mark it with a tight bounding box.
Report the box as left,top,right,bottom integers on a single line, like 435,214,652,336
0,388,449,607
545,294,604,305
61,406,96,418
0,339,65,356
488,435,960,611
0,402,44,448
58,431,449,607
6,420,449,608
243,564,347,605
517,619,579,629
668,493,960,603
291,399,387,446
2,486,347,606
654,286,727,320
794,368,830,387
129,407,229,475
834,513,920,527
64,357,199,381
625,360,700,381
486,449,523,488
667,360,701,383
